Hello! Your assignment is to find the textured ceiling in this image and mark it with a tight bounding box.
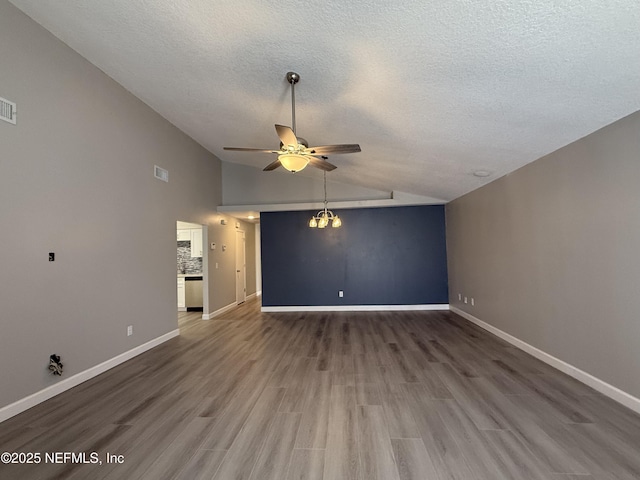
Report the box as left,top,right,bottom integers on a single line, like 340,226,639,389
9,0,640,201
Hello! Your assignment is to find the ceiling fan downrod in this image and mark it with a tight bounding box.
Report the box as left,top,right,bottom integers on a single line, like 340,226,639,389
286,71,300,135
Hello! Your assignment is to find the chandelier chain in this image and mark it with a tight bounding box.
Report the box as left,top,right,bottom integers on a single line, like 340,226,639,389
324,171,328,210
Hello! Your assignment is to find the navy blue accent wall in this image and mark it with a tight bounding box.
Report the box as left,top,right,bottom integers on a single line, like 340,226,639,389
261,205,448,306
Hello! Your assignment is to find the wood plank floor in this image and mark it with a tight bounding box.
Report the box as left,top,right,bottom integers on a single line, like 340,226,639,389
2,298,640,480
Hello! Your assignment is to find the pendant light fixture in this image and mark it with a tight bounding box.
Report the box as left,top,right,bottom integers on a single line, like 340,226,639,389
309,171,341,228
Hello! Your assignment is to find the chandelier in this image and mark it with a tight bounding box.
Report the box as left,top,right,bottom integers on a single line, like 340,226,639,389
309,171,342,228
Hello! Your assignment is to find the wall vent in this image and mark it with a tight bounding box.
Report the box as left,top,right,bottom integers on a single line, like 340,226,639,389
154,165,169,182
0,97,17,125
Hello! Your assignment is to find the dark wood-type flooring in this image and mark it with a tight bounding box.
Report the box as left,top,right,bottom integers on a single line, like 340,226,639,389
1,297,640,479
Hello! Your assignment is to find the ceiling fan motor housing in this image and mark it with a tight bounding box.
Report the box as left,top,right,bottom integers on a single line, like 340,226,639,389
280,137,308,149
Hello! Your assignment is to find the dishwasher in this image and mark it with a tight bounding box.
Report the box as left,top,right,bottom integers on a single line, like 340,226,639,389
184,276,203,312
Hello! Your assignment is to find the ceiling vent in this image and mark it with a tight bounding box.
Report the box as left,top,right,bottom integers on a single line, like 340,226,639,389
0,97,17,125
154,165,169,182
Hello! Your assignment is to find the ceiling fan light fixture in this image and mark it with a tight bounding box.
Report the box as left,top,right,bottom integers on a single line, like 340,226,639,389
223,73,359,172
279,153,309,173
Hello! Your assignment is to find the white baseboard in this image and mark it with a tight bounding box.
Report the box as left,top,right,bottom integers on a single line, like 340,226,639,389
178,307,187,312
261,304,450,313
256,290,262,297
0,329,180,424
246,292,257,301
450,306,640,415
202,301,237,319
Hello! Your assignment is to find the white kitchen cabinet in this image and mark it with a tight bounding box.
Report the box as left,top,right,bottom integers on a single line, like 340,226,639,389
177,229,191,241
177,277,186,309
190,229,203,257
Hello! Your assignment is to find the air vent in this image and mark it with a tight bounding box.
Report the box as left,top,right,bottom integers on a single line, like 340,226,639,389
154,165,169,182
0,97,17,125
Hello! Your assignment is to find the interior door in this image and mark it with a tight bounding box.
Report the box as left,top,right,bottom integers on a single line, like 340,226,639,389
236,230,246,304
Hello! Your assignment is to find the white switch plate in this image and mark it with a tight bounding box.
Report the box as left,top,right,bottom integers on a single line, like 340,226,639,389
464,297,468,304
458,293,462,300
127,325,133,336
339,290,344,298
471,298,475,306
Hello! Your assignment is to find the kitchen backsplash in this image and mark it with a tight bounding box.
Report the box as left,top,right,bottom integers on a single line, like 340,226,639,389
177,241,203,274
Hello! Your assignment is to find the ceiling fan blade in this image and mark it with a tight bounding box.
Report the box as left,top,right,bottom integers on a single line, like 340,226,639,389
263,159,282,171
275,124,298,147
308,156,337,171
305,144,361,155
223,147,280,153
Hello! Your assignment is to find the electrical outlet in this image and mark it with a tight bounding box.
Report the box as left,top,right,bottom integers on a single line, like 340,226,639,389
339,290,344,298
127,325,133,336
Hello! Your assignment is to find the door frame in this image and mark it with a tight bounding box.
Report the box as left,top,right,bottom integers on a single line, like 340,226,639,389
235,229,246,304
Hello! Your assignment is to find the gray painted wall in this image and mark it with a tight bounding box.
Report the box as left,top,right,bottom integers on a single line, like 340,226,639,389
0,1,252,410
446,110,640,399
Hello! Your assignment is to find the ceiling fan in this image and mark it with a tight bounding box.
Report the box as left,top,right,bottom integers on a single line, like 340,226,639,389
223,72,361,173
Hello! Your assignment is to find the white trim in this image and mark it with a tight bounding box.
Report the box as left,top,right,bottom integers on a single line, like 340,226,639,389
202,301,237,319
255,224,262,296
450,306,640,415
217,191,445,216
0,329,180,424
256,290,262,297
261,304,450,313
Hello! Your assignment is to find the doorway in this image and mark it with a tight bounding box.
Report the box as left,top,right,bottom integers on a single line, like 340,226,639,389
176,221,207,319
236,230,246,304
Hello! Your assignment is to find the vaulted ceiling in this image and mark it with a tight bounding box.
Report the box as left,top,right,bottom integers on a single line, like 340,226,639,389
9,0,640,201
